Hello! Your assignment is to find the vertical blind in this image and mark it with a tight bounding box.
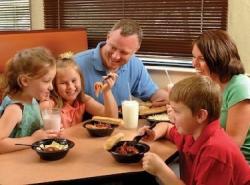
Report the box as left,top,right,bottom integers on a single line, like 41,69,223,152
0,0,31,31
44,0,228,57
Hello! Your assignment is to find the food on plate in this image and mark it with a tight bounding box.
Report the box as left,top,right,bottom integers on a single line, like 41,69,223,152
139,105,167,116
94,82,108,97
139,105,150,111
139,101,152,107
85,121,112,129
92,116,124,126
147,113,169,121
115,142,139,155
104,132,125,151
139,101,152,112
94,73,117,97
37,141,68,152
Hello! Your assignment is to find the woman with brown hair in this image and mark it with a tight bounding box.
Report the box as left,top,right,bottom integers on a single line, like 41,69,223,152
192,30,250,163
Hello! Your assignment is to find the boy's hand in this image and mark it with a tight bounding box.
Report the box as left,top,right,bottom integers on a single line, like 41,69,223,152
142,152,166,176
138,126,156,142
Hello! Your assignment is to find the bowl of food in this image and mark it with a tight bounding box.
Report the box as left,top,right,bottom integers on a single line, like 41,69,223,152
109,140,150,163
31,138,74,161
83,116,123,137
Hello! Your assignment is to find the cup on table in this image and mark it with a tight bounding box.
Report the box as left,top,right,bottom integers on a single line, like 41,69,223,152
122,100,139,129
41,108,61,131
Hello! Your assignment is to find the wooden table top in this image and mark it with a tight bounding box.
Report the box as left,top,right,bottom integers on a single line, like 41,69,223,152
0,120,177,185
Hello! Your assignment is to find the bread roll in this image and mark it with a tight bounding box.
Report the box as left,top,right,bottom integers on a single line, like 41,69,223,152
104,132,125,150
139,106,167,116
139,101,152,107
92,116,124,126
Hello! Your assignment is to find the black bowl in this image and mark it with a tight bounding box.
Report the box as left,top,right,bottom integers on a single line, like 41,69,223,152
109,141,150,163
83,120,118,137
31,138,74,161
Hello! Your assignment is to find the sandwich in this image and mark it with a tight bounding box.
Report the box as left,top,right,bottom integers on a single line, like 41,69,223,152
139,106,167,116
104,132,125,151
92,116,124,126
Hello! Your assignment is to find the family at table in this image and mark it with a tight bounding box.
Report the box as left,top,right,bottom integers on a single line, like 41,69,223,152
0,19,249,185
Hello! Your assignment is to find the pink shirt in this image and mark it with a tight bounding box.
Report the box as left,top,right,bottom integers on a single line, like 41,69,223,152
167,120,250,185
61,101,85,128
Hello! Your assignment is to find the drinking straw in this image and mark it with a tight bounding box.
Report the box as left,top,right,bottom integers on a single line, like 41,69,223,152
127,82,132,100
165,69,173,85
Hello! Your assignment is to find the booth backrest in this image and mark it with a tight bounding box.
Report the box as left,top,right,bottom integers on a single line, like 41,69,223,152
0,28,88,72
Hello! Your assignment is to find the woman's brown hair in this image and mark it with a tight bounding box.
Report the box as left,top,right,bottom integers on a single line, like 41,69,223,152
193,30,245,83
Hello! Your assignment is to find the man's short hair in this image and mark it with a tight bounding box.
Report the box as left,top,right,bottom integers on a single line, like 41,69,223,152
110,19,143,45
169,75,221,123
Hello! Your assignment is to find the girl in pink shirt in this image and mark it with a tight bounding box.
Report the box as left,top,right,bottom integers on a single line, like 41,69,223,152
40,52,118,128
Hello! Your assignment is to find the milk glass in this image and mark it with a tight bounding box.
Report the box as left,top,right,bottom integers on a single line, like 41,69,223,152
42,108,61,131
122,100,139,129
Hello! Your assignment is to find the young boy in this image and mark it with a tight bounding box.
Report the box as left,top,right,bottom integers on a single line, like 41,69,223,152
141,75,250,185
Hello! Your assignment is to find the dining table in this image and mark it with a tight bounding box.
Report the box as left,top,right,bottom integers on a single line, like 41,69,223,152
0,119,177,185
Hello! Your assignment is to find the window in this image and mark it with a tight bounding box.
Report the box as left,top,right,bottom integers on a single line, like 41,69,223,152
43,0,227,58
0,0,31,31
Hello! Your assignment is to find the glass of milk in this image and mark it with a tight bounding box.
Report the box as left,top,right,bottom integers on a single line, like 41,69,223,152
42,108,61,131
122,100,139,129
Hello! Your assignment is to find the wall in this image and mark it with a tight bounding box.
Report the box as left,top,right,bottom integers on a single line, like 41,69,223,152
31,0,250,86
228,0,250,73
148,69,194,88
30,0,44,30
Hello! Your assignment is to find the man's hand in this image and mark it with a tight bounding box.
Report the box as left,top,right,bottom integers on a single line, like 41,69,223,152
151,88,169,107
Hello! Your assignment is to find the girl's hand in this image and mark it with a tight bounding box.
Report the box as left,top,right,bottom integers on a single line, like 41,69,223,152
102,72,118,91
142,152,166,176
31,129,60,141
137,126,156,142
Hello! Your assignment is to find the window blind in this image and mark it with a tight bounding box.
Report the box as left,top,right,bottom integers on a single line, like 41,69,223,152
0,0,31,31
44,0,227,57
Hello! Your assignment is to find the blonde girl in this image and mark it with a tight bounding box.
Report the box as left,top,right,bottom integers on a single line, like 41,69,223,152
0,47,59,154
42,53,118,128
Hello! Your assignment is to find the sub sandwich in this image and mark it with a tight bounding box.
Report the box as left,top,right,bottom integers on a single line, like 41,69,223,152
139,105,168,116
92,116,124,126
104,132,125,151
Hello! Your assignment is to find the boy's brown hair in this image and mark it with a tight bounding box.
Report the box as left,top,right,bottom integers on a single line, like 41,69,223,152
169,75,221,123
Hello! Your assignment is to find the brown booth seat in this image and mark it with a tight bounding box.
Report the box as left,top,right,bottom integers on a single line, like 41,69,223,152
0,28,88,73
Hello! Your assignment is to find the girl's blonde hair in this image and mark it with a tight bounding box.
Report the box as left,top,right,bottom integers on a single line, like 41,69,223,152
1,47,56,98
52,52,85,108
